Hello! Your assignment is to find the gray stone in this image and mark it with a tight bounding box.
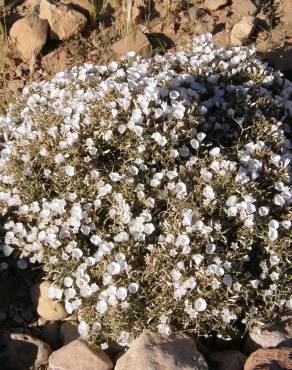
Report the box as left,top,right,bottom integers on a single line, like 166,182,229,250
245,314,292,354
115,331,209,370
48,339,113,370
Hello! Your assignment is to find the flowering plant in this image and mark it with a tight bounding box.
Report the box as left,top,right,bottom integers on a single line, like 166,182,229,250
0,34,291,346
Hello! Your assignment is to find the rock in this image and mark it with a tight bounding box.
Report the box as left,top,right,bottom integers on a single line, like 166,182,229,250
115,331,209,370
9,15,48,60
244,314,292,354
230,16,255,46
267,43,292,72
30,281,68,321
0,332,52,370
281,0,292,36
60,321,80,345
204,0,228,11
232,0,257,20
41,47,72,74
208,350,247,370
111,30,151,57
61,0,93,13
0,272,18,309
244,348,292,370
21,308,34,322
48,339,113,370
39,0,87,40
40,321,61,348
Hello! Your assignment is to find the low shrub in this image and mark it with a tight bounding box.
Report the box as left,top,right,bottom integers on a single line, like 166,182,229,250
0,34,291,346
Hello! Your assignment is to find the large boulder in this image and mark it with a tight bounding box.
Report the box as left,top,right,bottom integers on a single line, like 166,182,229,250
30,281,68,321
39,0,87,40
10,15,48,60
115,331,209,370
48,339,113,370
0,332,52,370
244,348,292,370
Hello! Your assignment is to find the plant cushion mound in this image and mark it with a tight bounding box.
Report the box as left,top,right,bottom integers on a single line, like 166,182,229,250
0,34,291,347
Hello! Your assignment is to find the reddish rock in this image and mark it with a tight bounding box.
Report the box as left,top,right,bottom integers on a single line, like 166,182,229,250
244,348,292,370
39,0,87,40
61,0,93,13
9,15,48,60
111,30,151,57
230,16,255,46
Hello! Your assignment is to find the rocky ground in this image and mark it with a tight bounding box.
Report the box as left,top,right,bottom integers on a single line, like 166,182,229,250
0,0,292,369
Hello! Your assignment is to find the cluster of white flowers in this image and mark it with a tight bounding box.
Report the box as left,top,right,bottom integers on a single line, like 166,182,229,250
0,34,291,344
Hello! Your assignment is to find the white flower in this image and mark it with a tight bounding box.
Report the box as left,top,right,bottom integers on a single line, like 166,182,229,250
96,300,108,314
282,220,291,229
117,331,130,346
72,248,83,259
64,277,73,287
128,283,139,293
65,165,75,177
116,287,127,301
107,262,121,275
190,139,199,149
109,172,121,182
157,323,171,336
65,288,76,299
194,298,207,312
203,185,215,201
175,234,190,247
206,244,216,254
175,182,187,197
274,194,285,207
209,147,220,157
227,207,237,217
258,206,269,216
270,271,280,281
78,321,88,338
223,274,233,287
270,254,280,266
197,132,206,141
192,254,204,266
54,153,64,164
170,269,182,281
151,132,167,146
